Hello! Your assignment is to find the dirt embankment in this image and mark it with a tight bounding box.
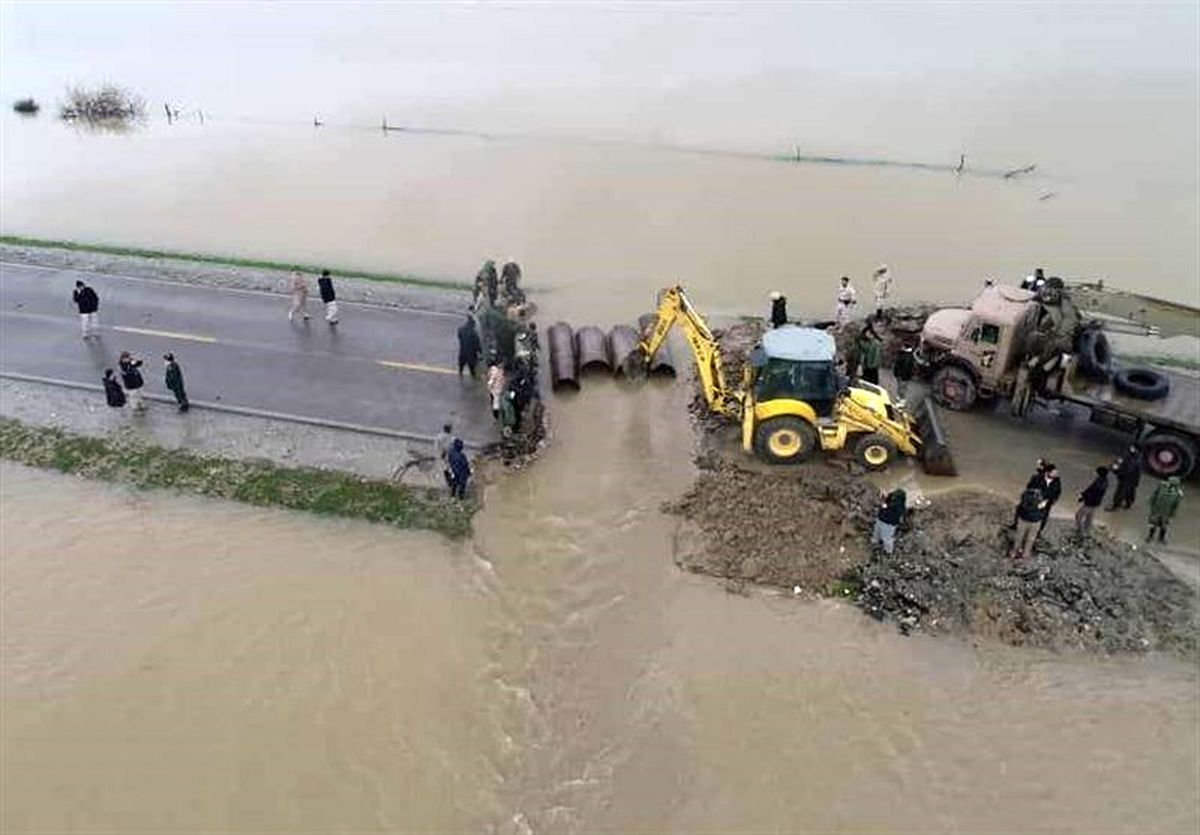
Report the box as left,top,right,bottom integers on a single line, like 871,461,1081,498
666,463,1197,656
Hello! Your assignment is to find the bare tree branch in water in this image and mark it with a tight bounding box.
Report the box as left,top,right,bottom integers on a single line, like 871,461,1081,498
59,84,146,124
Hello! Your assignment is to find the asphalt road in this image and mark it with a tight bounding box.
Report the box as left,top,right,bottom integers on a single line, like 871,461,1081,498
0,262,496,445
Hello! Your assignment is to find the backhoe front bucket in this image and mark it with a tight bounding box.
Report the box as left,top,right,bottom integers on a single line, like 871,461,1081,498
915,399,957,476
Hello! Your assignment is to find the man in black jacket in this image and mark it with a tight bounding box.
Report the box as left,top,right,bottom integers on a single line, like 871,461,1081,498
891,345,916,401
317,270,338,325
1036,463,1062,537
1109,445,1142,510
457,315,482,378
769,291,788,329
1011,487,1047,559
118,351,146,411
163,353,189,412
1075,466,1109,537
871,488,907,556
72,280,100,338
1009,458,1046,528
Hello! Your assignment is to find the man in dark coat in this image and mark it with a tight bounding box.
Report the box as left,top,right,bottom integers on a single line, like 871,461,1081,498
1109,445,1142,511
447,438,471,499
500,260,521,300
1075,465,1108,537
102,369,126,408
118,351,146,411
1035,463,1061,537
1009,458,1046,528
769,291,788,329
457,315,482,378
871,488,907,556
317,270,338,324
891,345,916,400
163,353,189,412
72,280,100,338
474,260,498,308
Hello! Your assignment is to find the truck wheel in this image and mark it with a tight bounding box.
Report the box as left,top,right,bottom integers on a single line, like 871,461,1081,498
853,433,897,471
1142,432,1197,479
1113,367,1170,401
753,416,818,465
931,366,977,411
1076,327,1112,382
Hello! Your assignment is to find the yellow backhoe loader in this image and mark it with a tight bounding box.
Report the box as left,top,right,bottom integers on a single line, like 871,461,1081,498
638,286,956,474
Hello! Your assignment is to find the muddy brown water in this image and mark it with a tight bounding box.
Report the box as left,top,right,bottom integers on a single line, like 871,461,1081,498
3,377,1199,832
3,7,1200,829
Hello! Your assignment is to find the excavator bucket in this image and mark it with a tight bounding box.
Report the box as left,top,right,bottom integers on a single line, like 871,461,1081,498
915,399,957,476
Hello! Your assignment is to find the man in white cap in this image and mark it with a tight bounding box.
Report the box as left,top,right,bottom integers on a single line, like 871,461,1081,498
873,264,892,311
769,290,788,329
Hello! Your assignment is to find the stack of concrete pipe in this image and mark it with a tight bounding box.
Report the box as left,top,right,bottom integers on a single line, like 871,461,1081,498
547,317,677,392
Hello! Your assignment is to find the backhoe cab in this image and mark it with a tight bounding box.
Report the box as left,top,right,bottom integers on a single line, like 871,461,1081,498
638,286,956,474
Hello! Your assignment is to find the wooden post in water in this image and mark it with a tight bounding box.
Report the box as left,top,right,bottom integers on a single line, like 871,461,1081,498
164,103,173,124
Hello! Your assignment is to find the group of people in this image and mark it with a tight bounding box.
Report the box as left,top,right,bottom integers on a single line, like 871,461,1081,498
288,270,340,324
1010,447,1184,559
766,264,894,333
73,280,192,414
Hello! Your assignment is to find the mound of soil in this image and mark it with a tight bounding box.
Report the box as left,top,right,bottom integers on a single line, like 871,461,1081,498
666,465,1197,656
856,490,1197,656
665,462,877,592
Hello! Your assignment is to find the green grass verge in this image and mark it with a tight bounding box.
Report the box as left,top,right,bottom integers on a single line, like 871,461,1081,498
0,417,474,538
0,235,471,291
1117,353,1200,372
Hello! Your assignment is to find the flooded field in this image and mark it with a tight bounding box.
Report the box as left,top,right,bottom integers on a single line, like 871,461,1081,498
2,3,1198,832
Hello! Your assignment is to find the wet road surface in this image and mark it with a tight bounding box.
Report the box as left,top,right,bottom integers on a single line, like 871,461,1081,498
0,262,495,444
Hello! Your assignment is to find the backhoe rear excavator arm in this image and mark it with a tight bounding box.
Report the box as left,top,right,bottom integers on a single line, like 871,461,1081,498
639,286,742,417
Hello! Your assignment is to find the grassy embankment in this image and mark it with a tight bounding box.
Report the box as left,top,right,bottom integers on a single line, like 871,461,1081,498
0,234,471,291
0,418,474,538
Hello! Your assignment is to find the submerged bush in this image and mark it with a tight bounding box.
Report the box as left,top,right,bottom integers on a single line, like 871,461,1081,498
12,98,40,115
59,83,146,123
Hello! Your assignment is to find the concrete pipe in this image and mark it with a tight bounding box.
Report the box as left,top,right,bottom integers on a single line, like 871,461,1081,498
547,322,579,391
637,313,677,377
574,326,612,374
608,325,642,377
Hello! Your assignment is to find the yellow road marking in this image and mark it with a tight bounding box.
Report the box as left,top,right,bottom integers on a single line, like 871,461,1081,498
113,325,217,343
377,359,457,376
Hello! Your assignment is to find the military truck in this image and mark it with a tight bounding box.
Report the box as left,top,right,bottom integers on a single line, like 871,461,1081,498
918,281,1200,479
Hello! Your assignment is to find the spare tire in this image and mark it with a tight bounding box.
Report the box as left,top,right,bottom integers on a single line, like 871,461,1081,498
1113,367,1170,401
1076,328,1112,382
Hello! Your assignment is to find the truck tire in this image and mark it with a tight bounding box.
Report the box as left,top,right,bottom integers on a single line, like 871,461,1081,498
1142,432,1197,479
1076,328,1112,382
1113,367,1170,401
853,433,897,471
753,416,819,465
931,365,978,411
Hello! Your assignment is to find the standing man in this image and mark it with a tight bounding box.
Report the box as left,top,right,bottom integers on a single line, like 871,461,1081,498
163,353,189,412
317,269,339,325
447,438,472,499
891,345,916,401
500,259,522,303
871,488,907,556
457,314,482,378
1109,445,1142,511
769,291,788,329
1074,466,1109,537
102,369,126,408
118,351,146,411
1011,486,1047,559
486,359,506,419
857,326,882,385
1146,476,1184,544
835,276,857,328
72,280,100,338
1009,458,1046,528
288,271,310,322
473,260,496,308
1035,463,1061,537
433,423,454,487
872,264,892,311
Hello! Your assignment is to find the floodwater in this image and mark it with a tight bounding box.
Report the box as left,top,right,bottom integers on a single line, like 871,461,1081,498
2,4,1199,832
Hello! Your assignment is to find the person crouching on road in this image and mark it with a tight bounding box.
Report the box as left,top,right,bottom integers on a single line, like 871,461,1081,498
769,291,788,329
448,438,472,499
458,314,482,378
102,369,126,408
288,271,310,322
872,488,907,556
163,353,189,412
1147,476,1184,544
1075,466,1109,537
317,269,339,325
73,280,100,338
486,359,506,419
1011,486,1047,559
118,351,146,411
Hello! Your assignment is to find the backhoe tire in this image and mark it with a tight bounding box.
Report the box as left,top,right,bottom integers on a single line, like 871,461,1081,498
753,416,818,465
853,433,897,471
930,365,978,411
